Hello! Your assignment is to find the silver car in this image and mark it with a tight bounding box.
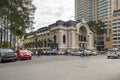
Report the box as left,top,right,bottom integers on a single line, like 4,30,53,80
71,50,83,56
107,48,120,58
91,50,98,56
0,48,18,63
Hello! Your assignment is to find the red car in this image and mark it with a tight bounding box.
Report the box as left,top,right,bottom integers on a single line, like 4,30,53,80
16,50,32,60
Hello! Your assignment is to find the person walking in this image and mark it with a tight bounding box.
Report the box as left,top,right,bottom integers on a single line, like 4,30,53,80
37,50,41,57
35,50,38,56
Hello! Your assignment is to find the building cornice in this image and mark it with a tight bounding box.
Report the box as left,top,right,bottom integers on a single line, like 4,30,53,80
50,26,76,31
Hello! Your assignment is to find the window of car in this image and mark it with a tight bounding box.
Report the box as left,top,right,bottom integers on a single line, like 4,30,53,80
0,49,14,53
79,50,83,52
28,50,32,53
20,50,28,53
108,49,117,53
74,51,78,52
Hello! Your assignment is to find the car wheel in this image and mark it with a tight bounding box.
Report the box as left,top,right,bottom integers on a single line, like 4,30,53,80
118,55,120,59
14,59,17,61
0,58,4,63
0,58,1,63
27,57,31,60
80,54,83,57
107,56,110,59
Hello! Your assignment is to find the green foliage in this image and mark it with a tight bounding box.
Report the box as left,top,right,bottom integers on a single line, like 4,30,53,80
0,41,10,48
0,0,36,38
24,39,53,48
47,39,52,47
87,20,106,35
0,0,36,48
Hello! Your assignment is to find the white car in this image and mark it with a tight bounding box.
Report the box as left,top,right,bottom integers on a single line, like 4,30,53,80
91,50,98,56
107,48,120,58
58,51,65,55
71,50,83,56
85,49,92,56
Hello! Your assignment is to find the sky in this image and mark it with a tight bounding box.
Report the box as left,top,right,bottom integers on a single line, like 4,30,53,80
32,0,75,30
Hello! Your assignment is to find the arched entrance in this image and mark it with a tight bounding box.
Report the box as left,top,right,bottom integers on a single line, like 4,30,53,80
79,26,87,49
76,22,94,50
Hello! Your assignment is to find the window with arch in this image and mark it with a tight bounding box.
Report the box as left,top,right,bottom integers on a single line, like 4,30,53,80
63,35,66,44
54,35,56,43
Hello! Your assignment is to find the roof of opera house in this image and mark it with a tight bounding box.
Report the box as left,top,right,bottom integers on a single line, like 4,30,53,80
26,20,78,36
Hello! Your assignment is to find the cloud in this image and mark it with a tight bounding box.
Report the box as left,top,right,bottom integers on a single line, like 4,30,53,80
32,0,75,30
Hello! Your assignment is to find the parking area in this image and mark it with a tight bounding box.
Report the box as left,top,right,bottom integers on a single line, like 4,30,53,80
0,55,120,80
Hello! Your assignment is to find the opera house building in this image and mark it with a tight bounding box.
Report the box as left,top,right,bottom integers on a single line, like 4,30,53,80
24,20,94,52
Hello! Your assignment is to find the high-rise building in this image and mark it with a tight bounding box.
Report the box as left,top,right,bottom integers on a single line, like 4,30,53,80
75,0,113,21
114,0,120,11
75,0,120,49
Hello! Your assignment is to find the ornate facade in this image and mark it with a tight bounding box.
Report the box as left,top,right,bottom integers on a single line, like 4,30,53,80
24,20,94,51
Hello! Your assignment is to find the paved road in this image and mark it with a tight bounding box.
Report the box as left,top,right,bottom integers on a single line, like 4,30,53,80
0,55,120,80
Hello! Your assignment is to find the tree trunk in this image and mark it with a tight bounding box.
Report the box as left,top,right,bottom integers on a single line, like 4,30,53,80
0,22,3,48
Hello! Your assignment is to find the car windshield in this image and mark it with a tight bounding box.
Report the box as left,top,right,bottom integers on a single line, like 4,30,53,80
79,50,83,51
74,51,78,52
108,49,116,53
28,50,33,54
28,50,32,53
20,50,28,53
0,49,14,53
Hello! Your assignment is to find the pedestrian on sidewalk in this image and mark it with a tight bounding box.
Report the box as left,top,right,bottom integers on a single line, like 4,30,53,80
37,50,41,57
35,50,38,56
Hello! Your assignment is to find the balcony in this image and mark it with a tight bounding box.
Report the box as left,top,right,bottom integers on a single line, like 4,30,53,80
112,36,117,38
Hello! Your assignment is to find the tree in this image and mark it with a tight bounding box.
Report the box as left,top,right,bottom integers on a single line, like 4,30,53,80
44,39,47,47
96,20,107,35
47,39,52,47
87,20,106,49
0,0,36,48
87,20,106,35
38,40,43,48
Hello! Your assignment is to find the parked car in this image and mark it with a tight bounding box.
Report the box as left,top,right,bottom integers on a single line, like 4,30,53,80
27,50,34,55
78,49,90,56
46,49,58,55
107,48,120,59
71,50,83,56
91,50,98,56
0,48,18,63
85,49,92,56
16,50,32,60
99,50,107,54
58,51,65,55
